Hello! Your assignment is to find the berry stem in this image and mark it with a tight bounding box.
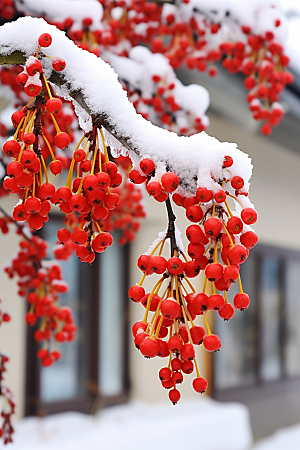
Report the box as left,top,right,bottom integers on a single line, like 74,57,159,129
224,290,228,304
238,274,244,293
212,202,216,217
138,272,146,286
99,128,109,163
212,282,217,295
183,276,196,293
227,192,244,209
42,134,56,161
204,314,212,335
95,222,102,234
50,113,61,134
224,199,233,218
42,73,53,99
213,240,218,263
143,277,164,323
194,357,201,378
40,155,49,184
17,144,26,163
13,116,25,140
223,222,234,248
153,315,164,339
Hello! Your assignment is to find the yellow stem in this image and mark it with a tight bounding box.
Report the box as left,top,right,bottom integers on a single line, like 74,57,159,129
224,199,233,218
183,276,196,293
42,134,56,161
50,113,61,134
66,158,76,188
212,282,217,295
223,222,235,248
14,116,25,140
32,173,36,197
95,222,102,234
213,240,218,263
194,358,201,378
212,202,216,217
204,314,212,335
238,274,243,293
91,146,98,175
42,73,53,99
153,315,164,339
17,143,26,163
224,290,228,304
143,277,164,323
138,272,146,286
227,192,244,209
100,128,109,163
158,239,165,256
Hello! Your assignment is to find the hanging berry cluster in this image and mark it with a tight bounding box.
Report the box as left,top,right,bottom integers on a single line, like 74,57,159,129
129,153,258,404
1,217,76,368
2,1,293,136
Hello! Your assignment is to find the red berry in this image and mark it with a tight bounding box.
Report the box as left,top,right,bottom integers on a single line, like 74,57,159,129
241,208,257,225
3,140,21,157
240,231,258,249
137,254,151,272
234,293,250,311
218,303,235,320
50,160,63,175
52,58,66,71
181,343,195,361
168,335,183,352
46,98,62,114
190,326,205,345
205,263,223,281
204,218,222,237
228,245,247,264
171,358,182,371
24,83,42,97
39,183,55,200
169,388,181,404
172,371,183,384
148,255,167,274
203,334,221,352
129,169,147,184
54,132,70,149
26,59,42,76
128,285,145,303
231,176,244,189
191,293,209,313
161,172,180,193
161,298,181,319
193,377,208,393
196,187,213,202
146,181,162,197
186,225,204,243
24,197,41,214
139,337,159,358
57,228,71,243
223,265,239,282
223,155,233,167
7,161,23,178
159,367,172,381
186,205,203,222
227,217,243,234
214,190,226,203
182,360,194,374
38,33,52,47
140,158,155,175
132,321,147,337
208,294,225,311
167,257,184,275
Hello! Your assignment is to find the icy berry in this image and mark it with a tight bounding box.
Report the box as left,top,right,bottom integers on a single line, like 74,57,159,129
52,58,66,71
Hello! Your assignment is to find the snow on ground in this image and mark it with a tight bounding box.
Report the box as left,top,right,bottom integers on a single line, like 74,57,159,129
253,423,300,450
4,398,253,450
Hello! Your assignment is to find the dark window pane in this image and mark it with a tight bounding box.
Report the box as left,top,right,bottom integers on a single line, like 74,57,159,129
285,260,300,377
98,232,126,397
259,256,281,382
39,218,90,402
214,256,256,389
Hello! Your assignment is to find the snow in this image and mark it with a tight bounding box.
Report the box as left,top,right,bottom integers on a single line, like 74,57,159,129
253,423,300,450
7,399,253,450
0,16,253,202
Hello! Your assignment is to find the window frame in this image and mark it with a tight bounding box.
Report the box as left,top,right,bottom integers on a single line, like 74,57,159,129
25,214,130,416
212,242,300,403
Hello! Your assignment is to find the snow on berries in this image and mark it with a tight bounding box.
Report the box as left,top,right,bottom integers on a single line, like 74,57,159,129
129,151,258,405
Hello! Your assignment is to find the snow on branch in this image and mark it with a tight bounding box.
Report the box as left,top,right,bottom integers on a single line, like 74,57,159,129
0,17,252,195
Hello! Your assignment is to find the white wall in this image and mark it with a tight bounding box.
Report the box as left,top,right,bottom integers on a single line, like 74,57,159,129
0,195,26,419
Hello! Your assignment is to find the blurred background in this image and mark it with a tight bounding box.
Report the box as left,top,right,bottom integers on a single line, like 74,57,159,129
1,2,300,449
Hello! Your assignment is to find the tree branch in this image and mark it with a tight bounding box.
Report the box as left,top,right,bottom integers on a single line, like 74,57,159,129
0,17,253,198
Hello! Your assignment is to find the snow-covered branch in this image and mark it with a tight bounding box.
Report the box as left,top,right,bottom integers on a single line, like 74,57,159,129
0,17,252,196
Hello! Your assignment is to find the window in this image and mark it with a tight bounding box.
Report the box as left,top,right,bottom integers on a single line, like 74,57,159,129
213,243,300,398
25,215,130,416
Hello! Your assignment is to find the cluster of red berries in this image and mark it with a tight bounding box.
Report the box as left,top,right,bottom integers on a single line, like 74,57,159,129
2,223,76,368
129,158,180,203
0,354,15,444
48,3,293,135
0,0,16,21
129,152,258,403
